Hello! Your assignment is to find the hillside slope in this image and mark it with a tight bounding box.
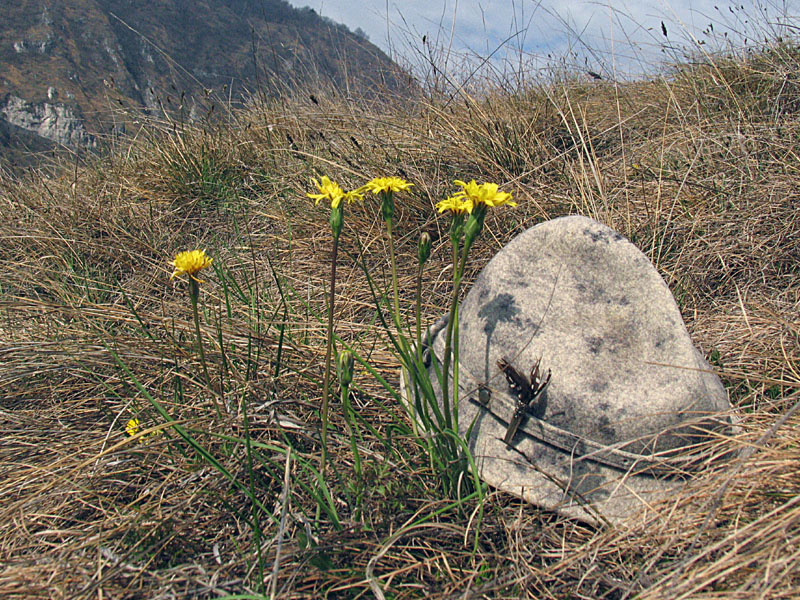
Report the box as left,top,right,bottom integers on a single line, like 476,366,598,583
0,0,411,169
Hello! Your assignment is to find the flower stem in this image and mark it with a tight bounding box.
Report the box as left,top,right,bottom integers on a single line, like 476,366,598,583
415,232,431,363
409,262,425,438
189,278,222,415
386,218,402,333
341,382,361,479
386,211,419,436
414,263,424,366
320,232,339,477
440,244,462,431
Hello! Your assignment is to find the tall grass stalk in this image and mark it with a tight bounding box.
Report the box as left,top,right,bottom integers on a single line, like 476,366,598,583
241,390,266,592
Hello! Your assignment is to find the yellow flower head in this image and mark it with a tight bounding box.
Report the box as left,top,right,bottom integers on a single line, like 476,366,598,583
307,175,361,209
342,188,365,204
362,176,414,195
125,417,162,442
126,418,140,437
453,179,516,208
171,249,213,281
436,195,473,215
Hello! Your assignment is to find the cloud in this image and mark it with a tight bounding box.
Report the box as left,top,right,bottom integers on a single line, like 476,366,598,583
289,1,800,75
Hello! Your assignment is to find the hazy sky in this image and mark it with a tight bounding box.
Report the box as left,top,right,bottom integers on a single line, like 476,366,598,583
287,1,798,75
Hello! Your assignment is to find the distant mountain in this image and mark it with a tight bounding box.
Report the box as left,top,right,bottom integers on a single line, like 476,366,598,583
0,0,413,170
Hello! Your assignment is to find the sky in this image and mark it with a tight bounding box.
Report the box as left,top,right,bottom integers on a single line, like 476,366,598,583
286,1,799,77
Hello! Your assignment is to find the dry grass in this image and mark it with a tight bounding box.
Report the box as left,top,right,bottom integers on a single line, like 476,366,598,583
1,40,799,599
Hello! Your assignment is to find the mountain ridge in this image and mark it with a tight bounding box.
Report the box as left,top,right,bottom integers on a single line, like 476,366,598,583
0,0,412,170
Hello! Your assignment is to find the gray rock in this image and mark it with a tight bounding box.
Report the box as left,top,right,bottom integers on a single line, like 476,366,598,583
0,94,95,148
418,215,733,525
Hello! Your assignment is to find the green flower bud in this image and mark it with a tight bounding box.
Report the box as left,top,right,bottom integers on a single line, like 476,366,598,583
329,203,344,238
380,190,395,223
464,205,487,250
418,232,432,265
337,350,355,388
449,213,465,245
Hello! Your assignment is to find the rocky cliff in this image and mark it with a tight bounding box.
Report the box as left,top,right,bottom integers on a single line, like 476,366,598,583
1,94,96,148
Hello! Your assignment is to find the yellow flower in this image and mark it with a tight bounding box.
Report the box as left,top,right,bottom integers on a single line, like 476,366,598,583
307,175,362,209
125,417,162,442
126,418,140,437
342,188,365,204
362,176,414,195
170,249,213,281
453,179,516,208
436,195,473,215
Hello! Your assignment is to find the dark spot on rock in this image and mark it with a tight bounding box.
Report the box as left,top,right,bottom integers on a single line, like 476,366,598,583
591,381,609,393
507,264,530,287
522,316,540,336
596,415,616,441
618,296,629,306
585,227,610,243
573,277,607,303
547,400,574,430
587,336,604,354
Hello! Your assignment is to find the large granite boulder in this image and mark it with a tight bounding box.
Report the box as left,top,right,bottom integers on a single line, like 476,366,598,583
420,215,733,525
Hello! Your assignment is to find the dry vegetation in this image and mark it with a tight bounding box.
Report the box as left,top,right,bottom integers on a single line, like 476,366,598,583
1,38,799,599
